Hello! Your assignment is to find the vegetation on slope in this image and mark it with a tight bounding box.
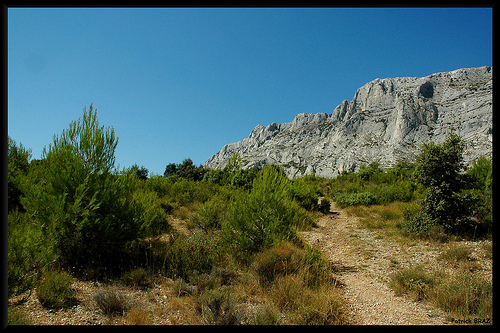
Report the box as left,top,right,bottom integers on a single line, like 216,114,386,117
8,105,491,325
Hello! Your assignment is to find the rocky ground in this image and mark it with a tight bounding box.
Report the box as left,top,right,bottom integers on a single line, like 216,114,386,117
8,201,492,326
299,202,492,325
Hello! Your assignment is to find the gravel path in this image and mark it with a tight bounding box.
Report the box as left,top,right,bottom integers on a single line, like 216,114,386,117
299,202,449,325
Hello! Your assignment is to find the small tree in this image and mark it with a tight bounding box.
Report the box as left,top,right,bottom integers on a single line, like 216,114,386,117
21,105,168,272
413,131,479,234
220,166,309,261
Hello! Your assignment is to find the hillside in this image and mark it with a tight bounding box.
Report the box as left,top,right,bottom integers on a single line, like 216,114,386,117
204,66,492,178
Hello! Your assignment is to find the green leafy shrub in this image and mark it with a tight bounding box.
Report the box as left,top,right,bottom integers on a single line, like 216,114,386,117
220,166,312,262
161,231,219,280
397,211,447,241
288,178,320,211
36,270,75,308
318,198,331,214
19,106,171,274
197,195,228,230
335,192,377,208
8,210,57,298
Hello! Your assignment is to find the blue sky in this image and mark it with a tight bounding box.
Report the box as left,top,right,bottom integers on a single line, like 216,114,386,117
8,8,492,176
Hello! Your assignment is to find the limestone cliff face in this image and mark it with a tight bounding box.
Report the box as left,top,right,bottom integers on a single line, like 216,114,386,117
204,66,492,178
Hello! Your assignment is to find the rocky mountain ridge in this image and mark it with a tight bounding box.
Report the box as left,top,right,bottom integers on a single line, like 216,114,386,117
204,66,492,178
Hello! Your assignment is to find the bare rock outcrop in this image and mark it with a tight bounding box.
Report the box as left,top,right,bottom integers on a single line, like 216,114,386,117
204,66,492,178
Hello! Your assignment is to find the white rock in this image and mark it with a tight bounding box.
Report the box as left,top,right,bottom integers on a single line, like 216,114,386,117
205,66,492,178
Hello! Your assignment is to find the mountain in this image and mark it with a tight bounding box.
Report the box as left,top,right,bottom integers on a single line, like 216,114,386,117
204,66,492,178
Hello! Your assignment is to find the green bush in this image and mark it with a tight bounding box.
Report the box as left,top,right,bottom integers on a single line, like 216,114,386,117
220,166,312,262
36,270,75,308
161,231,219,280
318,198,331,214
335,192,377,208
197,195,228,230
397,211,446,241
288,178,320,211
18,106,171,273
8,210,57,298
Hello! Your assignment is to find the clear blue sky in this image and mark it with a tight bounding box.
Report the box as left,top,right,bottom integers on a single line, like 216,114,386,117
8,8,492,176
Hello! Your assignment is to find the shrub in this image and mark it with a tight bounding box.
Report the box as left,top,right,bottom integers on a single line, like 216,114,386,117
8,210,57,298
434,271,492,318
288,178,320,211
161,231,219,280
36,270,75,308
197,195,228,230
318,198,331,214
335,192,377,208
389,266,435,301
251,242,304,284
94,286,131,315
19,106,171,273
251,242,331,288
397,211,447,241
220,166,310,261
195,287,241,325
121,268,150,289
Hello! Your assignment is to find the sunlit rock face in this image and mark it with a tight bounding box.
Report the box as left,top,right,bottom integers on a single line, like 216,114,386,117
205,66,492,178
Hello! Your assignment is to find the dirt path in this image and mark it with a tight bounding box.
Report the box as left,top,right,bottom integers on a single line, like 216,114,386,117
299,202,449,325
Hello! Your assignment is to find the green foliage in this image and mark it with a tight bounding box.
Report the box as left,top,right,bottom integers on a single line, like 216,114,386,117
8,137,32,212
288,177,320,211
203,153,261,190
413,131,488,236
161,231,219,281
318,198,331,214
17,105,170,273
197,195,229,230
220,166,313,261
164,158,207,181
335,192,377,208
36,270,75,308
8,210,57,298
329,161,422,208
414,131,464,191
128,164,149,180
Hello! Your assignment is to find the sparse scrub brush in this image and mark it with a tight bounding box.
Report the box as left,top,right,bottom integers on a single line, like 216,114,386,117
36,270,75,308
